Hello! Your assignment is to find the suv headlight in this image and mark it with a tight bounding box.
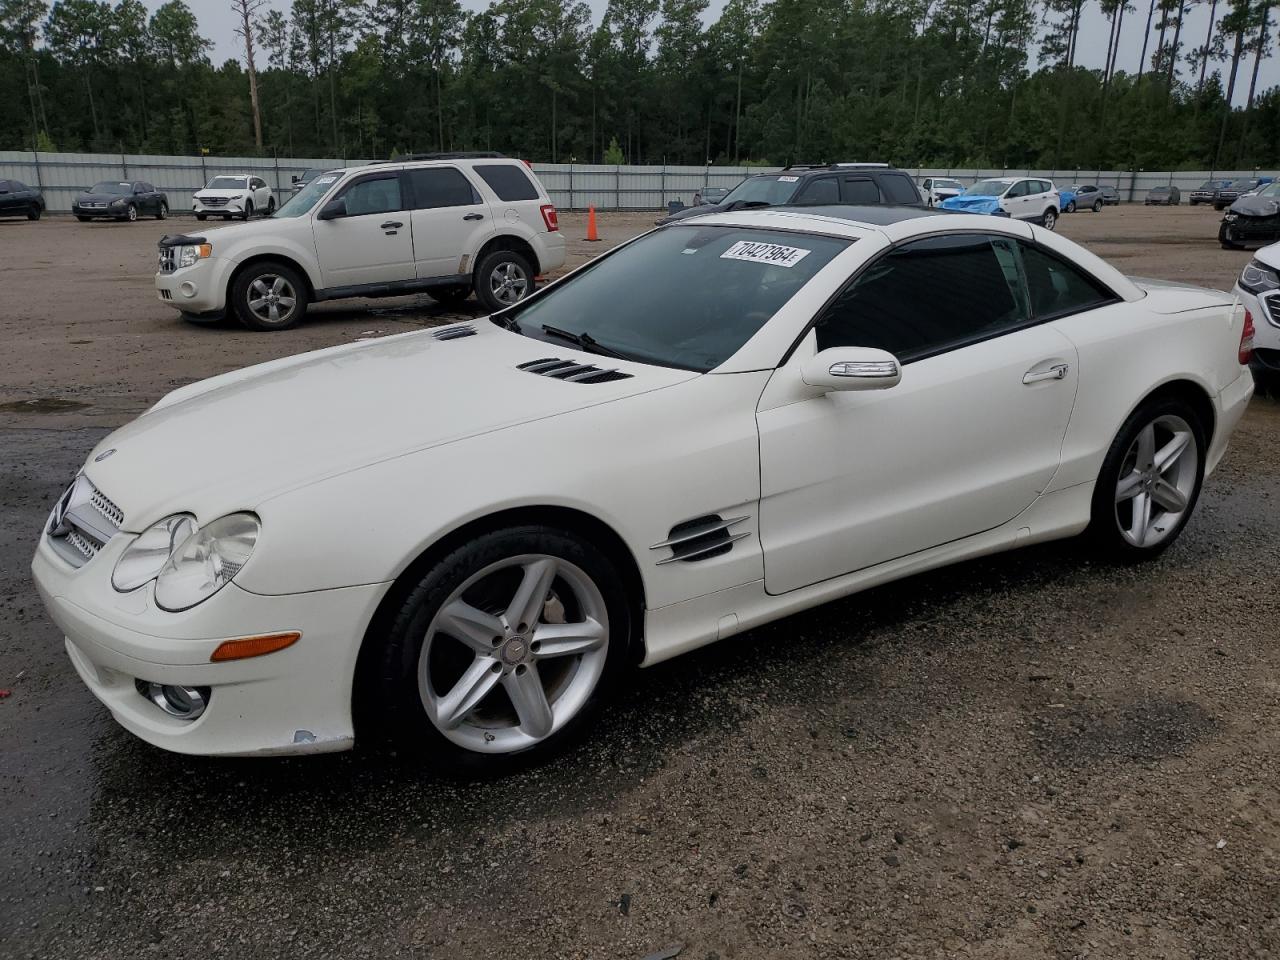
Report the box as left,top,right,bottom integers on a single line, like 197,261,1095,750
155,513,260,612
112,514,196,592
1241,260,1280,295
177,243,212,268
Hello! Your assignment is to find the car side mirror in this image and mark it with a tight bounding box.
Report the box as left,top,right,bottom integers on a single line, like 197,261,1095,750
291,175,300,183
800,347,902,392
317,198,347,220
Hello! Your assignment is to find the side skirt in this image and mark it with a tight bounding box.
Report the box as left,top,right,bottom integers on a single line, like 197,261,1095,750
314,274,472,303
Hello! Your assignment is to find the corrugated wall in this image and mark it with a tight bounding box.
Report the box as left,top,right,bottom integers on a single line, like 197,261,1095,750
0,151,1273,213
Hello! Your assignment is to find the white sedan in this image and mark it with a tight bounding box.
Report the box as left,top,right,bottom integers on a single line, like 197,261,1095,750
32,207,1255,766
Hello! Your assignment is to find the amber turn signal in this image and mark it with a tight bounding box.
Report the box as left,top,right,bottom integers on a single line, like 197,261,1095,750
209,631,300,662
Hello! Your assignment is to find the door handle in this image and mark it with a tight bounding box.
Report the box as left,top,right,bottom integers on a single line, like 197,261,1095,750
380,220,403,229
1023,363,1069,384
463,213,484,221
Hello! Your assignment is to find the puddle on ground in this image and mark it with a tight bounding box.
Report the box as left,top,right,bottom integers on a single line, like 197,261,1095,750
0,398,91,413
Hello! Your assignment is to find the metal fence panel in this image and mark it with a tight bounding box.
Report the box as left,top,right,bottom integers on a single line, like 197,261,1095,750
2,151,1273,213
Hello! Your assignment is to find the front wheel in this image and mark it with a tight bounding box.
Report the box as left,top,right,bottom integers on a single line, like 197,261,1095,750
1066,200,1076,213
123,204,138,222
474,249,536,313
75,215,91,222
231,261,308,331
1041,208,1058,231
155,201,167,220
266,197,276,215
241,200,253,222
27,203,41,221
195,213,207,221
1219,224,1242,250
359,526,632,769
1088,398,1205,561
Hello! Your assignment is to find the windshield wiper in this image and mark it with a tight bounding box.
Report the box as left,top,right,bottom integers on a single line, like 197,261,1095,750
540,324,635,362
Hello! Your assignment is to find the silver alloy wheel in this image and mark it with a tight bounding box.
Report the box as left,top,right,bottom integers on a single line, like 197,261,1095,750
1113,413,1199,548
489,260,529,305
418,553,609,754
246,274,298,325
127,204,137,221
1043,209,1057,230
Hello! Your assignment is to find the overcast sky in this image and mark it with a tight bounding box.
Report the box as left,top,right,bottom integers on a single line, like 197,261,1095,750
173,0,1276,107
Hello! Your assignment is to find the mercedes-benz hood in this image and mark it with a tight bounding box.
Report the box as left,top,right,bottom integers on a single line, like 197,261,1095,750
80,323,697,528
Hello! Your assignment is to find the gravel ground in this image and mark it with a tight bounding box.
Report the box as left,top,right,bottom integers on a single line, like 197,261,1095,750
2,205,1279,959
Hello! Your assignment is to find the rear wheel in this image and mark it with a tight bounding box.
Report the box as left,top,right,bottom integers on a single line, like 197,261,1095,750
241,200,253,221
266,197,276,215
474,248,535,313
360,526,632,769
1065,200,1076,213
231,261,308,331
1088,397,1205,561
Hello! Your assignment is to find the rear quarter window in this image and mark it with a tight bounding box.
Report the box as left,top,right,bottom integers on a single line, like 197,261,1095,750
880,175,920,204
474,164,541,202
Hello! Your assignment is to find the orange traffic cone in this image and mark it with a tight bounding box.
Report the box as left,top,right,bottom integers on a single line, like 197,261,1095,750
584,206,601,242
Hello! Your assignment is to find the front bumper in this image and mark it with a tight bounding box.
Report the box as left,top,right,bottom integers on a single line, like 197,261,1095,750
193,198,244,216
73,203,127,218
1219,214,1280,245
32,536,388,756
154,256,229,315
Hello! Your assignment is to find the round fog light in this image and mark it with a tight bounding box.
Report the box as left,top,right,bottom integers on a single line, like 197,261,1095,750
137,680,209,720
179,281,197,298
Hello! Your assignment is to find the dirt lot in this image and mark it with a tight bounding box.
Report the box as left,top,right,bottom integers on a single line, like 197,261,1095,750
2,206,1279,959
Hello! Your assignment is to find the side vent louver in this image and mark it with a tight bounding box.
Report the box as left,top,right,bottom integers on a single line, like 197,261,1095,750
518,357,633,384
432,324,477,341
650,514,750,565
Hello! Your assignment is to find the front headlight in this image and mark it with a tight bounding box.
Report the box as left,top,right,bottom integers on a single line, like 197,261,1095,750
110,198,125,207
112,514,196,591
178,243,212,268
1241,259,1280,294
155,513,259,612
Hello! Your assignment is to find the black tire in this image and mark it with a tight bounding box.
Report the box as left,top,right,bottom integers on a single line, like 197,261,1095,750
75,215,91,222
1066,200,1076,213
124,203,137,222
195,213,207,221
26,204,41,221
1219,224,1242,250
155,201,167,220
1087,396,1206,562
230,261,308,331
266,197,276,215
1041,207,1058,231
241,200,253,221
1092,200,1103,212
357,525,633,770
433,283,472,306
474,248,536,313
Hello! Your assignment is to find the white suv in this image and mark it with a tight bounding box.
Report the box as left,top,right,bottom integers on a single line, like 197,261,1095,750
941,177,1062,230
156,157,565,329
193,174,275,220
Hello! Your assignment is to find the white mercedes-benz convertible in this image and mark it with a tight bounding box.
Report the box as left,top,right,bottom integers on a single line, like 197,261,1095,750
32,206,1255,765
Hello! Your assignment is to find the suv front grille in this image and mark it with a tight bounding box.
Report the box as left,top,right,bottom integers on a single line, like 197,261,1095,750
46,475,124,569
158,246,176,274
199,197,229,207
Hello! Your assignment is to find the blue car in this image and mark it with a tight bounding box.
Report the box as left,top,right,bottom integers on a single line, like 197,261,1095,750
1058,186,1078,212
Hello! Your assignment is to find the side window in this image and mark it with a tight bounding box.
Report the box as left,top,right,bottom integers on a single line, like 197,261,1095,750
11,180,25,191
1018,242,1115,318
0,180,9,192
406,167,481,209
1005,181,1026,198
880,174,921,204
922,179,932,189
474,163,540,201
251,177,264,190
840,177,880,203
794,177,838,205
815,234,1028,363
338,175,404,216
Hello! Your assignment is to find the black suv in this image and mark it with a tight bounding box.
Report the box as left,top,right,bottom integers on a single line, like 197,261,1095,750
656,163,922,224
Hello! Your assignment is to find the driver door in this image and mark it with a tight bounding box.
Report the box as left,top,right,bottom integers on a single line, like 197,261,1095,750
756,233,1078,594
312,171,417,288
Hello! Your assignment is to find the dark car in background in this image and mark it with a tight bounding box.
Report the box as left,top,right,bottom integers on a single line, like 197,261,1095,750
72,180,168,222
1213,178,1270,210
655,163,922,225
1220,181,1280,249
290,167,332,194
1190,179,1230,206
0,179,45,220
1145,185,1181,206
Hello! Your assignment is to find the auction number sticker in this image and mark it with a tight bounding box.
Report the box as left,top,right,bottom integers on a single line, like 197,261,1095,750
778,176,800,182
315,176,337,185
720,240,811,268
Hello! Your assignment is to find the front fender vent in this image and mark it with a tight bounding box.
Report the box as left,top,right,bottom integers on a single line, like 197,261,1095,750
518,357,633,384
432,324,477,340
651,514,749,565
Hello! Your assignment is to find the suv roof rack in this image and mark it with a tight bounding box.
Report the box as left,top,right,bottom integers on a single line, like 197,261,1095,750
780,162,893,171
399,151,507,161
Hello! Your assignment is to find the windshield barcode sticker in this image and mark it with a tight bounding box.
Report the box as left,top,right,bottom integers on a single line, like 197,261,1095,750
720,240,811,268
778,176,800,182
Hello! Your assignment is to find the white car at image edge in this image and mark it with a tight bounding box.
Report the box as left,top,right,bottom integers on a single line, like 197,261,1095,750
193,174,275,221
36,206,1253,767
158,157,565,322
1233,242,1280,380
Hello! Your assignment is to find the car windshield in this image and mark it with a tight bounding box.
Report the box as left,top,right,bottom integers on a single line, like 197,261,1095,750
498,225,851,372
721,176,803,207
1229,180,1254,189
1199,181,1219,189
1150,187,1170,194
89,182,131,195
1253,183,1280,198
963,180,1010,197
206,176,248,189
273,172,339,218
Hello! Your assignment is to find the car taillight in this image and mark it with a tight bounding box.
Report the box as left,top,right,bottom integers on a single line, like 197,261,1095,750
1240,310,1255,365
540,204,559,232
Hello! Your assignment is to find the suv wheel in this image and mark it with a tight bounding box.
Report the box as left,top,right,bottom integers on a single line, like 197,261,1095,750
266,197,276,215
475,249,535,312
1041,208,1058,231
195,213,207,221
241,200,253,222
232,262,308,331
1065,200,1076,213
